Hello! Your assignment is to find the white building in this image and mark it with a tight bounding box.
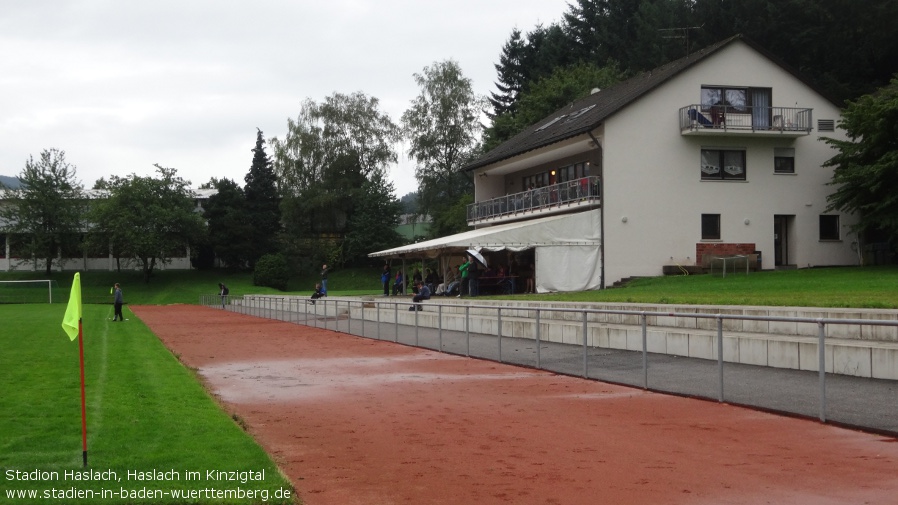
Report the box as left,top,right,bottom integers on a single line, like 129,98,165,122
0,188,215,272
378,35,858,292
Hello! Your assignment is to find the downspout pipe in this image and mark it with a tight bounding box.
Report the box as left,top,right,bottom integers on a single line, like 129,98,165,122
587,130,605,289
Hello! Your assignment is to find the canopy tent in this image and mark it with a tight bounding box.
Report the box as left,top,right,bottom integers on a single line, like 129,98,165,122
370,210,603,293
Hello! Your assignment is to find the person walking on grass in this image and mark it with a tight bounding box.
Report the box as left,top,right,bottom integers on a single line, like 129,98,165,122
112,283,124,321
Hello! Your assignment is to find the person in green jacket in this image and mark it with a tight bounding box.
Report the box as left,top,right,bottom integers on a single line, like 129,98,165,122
458,257,471,298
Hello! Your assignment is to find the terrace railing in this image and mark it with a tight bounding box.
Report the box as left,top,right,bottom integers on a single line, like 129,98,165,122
467,176,600,224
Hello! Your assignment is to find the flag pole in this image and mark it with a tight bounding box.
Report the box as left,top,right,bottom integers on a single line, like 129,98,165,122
63,272,87,467
78,318,87,467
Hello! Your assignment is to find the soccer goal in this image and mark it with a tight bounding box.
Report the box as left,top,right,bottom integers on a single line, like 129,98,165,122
708,255,751,278
0,280,58,304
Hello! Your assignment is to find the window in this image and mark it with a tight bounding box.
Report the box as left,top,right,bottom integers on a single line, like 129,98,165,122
701,214,721,240
701,86,747,113
774,148,795,174
819,215,840,240
701,149,746,180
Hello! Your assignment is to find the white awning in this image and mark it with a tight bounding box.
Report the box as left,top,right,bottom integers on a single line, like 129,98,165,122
369,210,601,259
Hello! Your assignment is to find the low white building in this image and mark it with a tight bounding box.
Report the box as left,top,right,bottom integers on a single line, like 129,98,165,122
0,189,215,272
372,35,858,292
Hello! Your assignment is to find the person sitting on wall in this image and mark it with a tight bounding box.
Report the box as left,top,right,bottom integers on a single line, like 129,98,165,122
409,280,431,311
309,283,325,304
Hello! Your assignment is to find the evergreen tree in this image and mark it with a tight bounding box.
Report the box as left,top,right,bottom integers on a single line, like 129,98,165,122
489,28,527,118
244,129,281,267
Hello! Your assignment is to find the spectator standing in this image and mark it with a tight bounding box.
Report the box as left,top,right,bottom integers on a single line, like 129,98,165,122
381,264,391,297
218,282,229,309
320,264,330,296
458,258,470,298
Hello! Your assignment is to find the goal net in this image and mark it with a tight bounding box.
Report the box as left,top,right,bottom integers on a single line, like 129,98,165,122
0,280,58,304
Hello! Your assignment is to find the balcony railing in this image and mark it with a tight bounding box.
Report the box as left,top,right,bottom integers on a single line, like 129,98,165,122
467,176,601,223
679,104,813,134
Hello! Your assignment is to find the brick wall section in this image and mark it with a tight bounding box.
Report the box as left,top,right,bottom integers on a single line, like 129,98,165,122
696,243,756,266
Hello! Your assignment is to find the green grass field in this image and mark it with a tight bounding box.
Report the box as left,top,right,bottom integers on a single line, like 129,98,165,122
0,304,294,505
3,265,898,308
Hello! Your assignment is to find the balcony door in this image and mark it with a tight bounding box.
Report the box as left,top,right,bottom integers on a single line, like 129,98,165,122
751,88,771,130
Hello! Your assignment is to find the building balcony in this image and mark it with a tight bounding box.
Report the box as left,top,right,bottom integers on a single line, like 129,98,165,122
467,176,601,226
679,105,813,137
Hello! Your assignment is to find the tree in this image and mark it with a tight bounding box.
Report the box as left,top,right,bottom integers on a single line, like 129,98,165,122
401,60,486,237
343,169,403,262
823,75,898,246
203,178,253,269
484,62,625,151
0,149,85,274
88,165,207,282
244,129,281,267
489,28,527,119
270,91,402,266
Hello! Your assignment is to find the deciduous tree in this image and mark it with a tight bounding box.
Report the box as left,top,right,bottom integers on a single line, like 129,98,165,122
88,165,206,282
823,75,898,246
0,148,84,274
203,177,253,269
270,92,402,266
401,60,486,237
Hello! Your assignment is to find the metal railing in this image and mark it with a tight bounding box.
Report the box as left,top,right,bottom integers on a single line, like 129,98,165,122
200,294,898,436
466,176,600,223
679,104,813,133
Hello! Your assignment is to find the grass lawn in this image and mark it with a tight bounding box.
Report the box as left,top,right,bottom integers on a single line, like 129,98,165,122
4,265,898,308
0,304,295,504
514,266,898,308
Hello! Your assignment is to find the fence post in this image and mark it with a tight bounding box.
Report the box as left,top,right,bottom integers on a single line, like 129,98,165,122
497,307,503,363
536,309,541,369
415,303,419,346
438,304,443,351
717,316,724,402
377,301,381,340
818,320,827,422
394,302,399,343
641,312,648,389
582,311,588,379
465,306,470,357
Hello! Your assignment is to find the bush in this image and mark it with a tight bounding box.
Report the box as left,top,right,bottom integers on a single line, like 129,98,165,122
253,253,290,291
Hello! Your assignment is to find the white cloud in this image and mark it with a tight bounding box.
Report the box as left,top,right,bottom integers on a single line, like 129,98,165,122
0,0,567,196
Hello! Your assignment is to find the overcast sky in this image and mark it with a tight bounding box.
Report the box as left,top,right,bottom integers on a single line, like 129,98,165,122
0,0,570,196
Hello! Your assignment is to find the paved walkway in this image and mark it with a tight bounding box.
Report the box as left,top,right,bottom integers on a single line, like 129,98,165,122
227,299,898,436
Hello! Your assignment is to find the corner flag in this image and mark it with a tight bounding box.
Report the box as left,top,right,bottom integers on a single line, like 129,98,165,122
62,273,82,341
61,272,88,466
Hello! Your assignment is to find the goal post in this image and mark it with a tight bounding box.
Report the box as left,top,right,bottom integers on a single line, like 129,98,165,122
0,280,57,304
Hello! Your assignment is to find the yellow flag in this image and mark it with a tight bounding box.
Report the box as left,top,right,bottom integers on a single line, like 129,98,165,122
62,273,82,341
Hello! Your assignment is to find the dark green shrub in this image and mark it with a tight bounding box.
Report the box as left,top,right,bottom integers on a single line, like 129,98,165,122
253,253,289,290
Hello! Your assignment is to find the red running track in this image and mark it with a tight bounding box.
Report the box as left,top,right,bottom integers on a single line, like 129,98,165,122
134,305,898,505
